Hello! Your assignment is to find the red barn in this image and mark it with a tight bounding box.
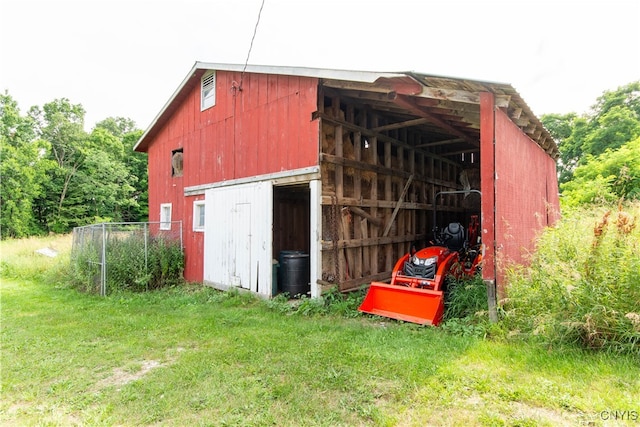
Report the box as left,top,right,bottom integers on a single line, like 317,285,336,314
134,62,559,299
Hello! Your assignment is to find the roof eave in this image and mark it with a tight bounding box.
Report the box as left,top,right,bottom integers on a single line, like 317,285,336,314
134,62,202,152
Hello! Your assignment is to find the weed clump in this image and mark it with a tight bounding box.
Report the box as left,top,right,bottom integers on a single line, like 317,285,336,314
503,202,640,356
265,286,366,318
69,235,184,294
440,275,492,337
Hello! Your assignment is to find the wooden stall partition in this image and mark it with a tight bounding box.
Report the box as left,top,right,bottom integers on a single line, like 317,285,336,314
318,94,464,292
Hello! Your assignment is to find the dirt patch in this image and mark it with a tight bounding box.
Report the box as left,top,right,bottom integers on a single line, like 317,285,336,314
91,348,188,392
93,360,163,391
509,401,580,426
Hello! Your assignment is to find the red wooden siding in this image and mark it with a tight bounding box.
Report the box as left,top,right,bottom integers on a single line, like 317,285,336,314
494,108,560,295
146,70,320,282
184,194,205,281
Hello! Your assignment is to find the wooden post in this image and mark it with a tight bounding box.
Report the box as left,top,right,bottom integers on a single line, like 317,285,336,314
480,91,498,323
341,207,353,280
384,139,393,271
370,116,379,276
360,219,370,276
486,279,498,323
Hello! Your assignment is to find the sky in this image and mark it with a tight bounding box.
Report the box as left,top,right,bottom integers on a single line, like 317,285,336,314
1,0,639,132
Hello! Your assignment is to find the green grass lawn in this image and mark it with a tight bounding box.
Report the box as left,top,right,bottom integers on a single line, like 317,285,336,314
2,275,638,426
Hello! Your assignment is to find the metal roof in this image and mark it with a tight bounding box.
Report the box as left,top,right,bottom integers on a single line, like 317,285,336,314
134,62,558,158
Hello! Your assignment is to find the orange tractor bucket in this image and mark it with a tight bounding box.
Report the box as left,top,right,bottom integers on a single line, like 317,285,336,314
358,282,445,326
358,190,482,327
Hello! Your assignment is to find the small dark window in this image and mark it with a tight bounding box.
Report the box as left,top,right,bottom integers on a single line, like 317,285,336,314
172,149,183,177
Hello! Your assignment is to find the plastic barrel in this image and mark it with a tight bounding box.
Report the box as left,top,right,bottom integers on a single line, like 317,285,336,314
278,250,304,292
280,253,310,297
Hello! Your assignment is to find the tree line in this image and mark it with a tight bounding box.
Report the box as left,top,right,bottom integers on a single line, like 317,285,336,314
1,81,639,239
1,94,147,238
541,81,640,205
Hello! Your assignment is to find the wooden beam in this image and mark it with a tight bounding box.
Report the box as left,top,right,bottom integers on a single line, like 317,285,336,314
349,206,383,226
338,272,392,293
320,154,461,191
321,232,428,250
415,138,464,148
383,175,414,237
393,95,478,146
323,79,394,94
325,87,398,103
511,107,523,119
417,86,510,108
325,78,510,108
372,117,430,132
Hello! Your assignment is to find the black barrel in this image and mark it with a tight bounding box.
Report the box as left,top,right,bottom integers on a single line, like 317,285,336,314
279,250,305,266
278,250,304,292
280,253,310,297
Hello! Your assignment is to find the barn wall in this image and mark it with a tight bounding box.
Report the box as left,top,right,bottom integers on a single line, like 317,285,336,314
494,108,560,294
146,71,320,282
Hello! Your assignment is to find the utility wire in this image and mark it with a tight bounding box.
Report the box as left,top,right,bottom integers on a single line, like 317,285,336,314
240,0,266,91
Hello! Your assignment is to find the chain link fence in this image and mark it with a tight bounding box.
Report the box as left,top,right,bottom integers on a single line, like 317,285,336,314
71,222,183,296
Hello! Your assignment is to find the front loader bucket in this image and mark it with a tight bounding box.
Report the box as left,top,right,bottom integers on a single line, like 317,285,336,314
358,282,444,326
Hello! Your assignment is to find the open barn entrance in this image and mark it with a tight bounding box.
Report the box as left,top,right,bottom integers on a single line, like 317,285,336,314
273,184,311,297
318,88,483,292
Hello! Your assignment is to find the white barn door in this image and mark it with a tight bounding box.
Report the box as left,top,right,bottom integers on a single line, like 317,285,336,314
203,181,273,296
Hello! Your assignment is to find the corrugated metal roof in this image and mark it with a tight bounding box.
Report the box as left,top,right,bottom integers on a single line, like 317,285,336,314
134,62,558,158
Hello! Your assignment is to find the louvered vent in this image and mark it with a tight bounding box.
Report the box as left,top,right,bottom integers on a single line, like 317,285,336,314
201,71,216,110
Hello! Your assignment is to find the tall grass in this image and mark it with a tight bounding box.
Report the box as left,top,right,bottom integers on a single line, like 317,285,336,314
0,234,72,284
503,201,640,356
69,234,184,294
440,275,492,337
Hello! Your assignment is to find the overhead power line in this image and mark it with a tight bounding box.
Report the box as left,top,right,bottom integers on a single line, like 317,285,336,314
240,0,266,91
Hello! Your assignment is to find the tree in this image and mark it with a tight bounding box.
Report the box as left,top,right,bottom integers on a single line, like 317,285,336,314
28,101,146,232
542,81,640,185
560,136,640,206
0,93,53,238
94,120,147,222
2,94,148,236
582,105,640,156
121,129,148,222
542,113,586,184
94,117,137,138
30,99,90,232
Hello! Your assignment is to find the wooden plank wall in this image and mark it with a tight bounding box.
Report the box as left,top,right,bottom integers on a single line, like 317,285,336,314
319,95,464,291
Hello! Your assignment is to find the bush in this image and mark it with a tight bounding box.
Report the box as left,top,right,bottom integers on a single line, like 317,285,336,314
503,202,640,356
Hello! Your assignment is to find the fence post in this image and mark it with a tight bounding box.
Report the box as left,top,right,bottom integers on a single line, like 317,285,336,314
101,223,107,296
144,222,149,292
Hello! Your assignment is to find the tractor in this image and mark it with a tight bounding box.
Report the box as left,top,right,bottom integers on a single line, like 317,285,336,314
358,190,483,326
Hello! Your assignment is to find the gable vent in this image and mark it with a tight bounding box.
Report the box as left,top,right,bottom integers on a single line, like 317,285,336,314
201,71,216,110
